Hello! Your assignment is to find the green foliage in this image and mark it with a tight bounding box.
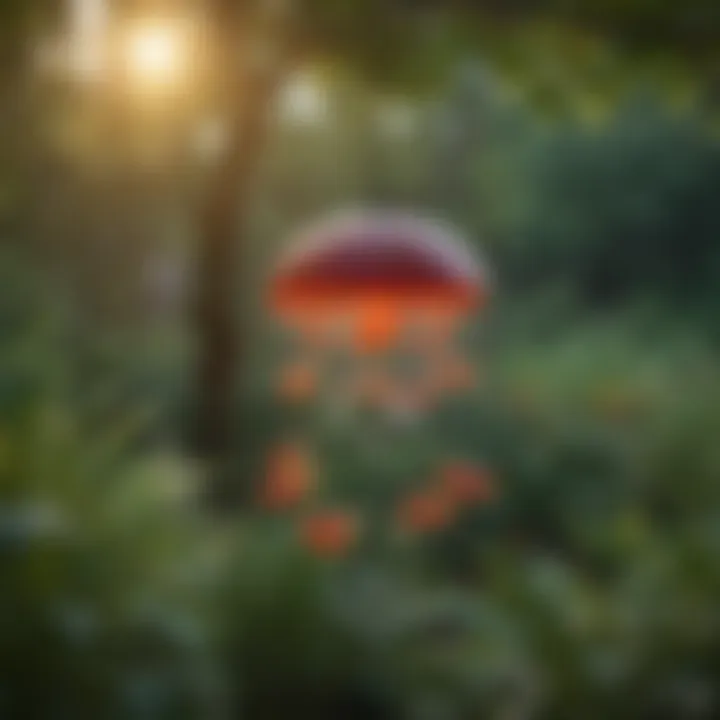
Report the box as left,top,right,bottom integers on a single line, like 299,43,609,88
302,0,720,93
9,229,720,718
502,96,720,313
3,8,720,714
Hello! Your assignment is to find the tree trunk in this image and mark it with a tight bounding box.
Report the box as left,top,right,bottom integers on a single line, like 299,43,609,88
192,0,294,502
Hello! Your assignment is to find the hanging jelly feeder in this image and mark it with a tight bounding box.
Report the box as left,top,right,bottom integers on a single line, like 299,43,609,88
268,210,491,419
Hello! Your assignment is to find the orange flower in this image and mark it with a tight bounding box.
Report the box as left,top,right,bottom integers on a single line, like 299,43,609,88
299,510,361,558
440,461,496,505
260,442,316,510
397,489,456,534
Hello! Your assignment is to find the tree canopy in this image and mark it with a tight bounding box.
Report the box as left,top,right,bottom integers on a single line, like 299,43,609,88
299,0,719,91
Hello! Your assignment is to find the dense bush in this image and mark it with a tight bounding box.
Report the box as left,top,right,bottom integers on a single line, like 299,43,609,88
3,240,720,718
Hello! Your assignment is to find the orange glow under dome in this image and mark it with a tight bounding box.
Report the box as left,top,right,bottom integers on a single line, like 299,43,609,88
270,211,489,353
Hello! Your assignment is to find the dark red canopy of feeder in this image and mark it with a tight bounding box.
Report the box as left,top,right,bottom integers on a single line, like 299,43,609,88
270,212,489,313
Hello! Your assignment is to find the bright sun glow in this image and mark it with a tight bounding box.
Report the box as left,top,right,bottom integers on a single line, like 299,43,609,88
123,23,187,92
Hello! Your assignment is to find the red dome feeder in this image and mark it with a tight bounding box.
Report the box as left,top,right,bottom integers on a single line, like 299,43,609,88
269,210,491,415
